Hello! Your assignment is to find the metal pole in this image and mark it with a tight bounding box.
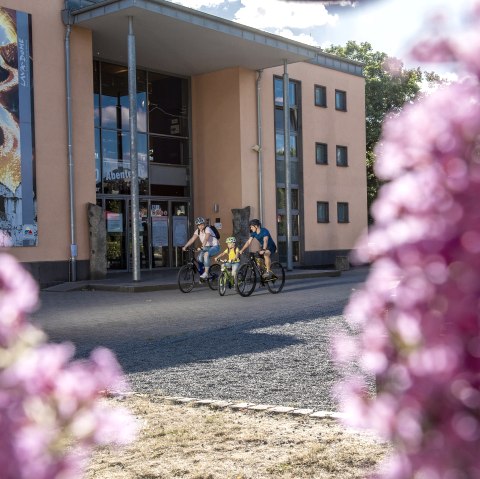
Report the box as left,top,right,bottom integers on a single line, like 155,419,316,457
283,60,293,271
256,70,264,224
65,23,77,281
128,16,140,281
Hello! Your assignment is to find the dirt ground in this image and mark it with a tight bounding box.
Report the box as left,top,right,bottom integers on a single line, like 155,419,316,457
86,394,390,479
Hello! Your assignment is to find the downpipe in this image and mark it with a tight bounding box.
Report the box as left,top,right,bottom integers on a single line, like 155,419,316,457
65,23,77,281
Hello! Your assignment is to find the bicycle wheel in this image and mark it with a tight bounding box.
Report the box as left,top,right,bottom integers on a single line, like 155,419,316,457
266,261,285,294
236,264,257,297
207,263,221,290
177,265,195,293
218,271,227,296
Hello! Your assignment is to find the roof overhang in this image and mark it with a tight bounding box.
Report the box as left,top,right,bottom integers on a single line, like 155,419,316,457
68,0,320,76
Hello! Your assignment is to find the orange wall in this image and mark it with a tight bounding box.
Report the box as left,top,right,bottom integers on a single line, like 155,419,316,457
192,62,367,254
239,69,261,221
261,62,367,252
191,67,253,238
1,1,366,268
2,0,95,262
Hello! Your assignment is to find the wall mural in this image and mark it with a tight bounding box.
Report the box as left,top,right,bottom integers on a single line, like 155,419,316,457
0,6,36,247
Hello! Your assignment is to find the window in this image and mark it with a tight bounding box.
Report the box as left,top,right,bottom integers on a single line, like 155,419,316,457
273,76,302,264
148,72,188,137
274,77,297,106
314,85,327,107
315,143,328,165
337,202,349,223
335,89,347,111
317,202,329,223
94,61,190,198
100,63,147,132
336,145,348,167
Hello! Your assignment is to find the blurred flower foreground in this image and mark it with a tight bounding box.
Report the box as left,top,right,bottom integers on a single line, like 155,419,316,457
0,252,137,479
339,2,480,479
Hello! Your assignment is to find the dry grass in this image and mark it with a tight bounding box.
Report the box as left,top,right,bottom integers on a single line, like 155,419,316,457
86,395,390,479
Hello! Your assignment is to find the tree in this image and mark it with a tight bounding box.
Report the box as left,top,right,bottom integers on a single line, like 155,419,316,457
325,41,441,222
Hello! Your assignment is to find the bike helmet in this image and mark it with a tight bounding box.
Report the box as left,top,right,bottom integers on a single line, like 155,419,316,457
249,219,261,227
195,216,206,225
226,236,236,244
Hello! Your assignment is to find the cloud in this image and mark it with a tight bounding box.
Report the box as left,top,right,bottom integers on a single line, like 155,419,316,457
234,0,338,30
169,0,234,9
271,28,319,46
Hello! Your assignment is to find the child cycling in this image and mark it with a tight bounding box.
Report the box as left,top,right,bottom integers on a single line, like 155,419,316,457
215,236,241,278
237,219,277,278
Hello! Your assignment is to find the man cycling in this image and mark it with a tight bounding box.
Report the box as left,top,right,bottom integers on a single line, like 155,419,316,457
237,219,277,278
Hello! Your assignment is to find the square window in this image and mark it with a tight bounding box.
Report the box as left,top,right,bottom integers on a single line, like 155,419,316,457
335,89,347,111
315,143,328,165
336,145,348,167
315,85,327,107
317,201,329,223
337,202,349,223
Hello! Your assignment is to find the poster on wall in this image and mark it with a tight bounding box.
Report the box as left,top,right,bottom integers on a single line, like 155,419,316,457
152,216,168,247
107,212,123,233
173,216,187,247
0,7,36,247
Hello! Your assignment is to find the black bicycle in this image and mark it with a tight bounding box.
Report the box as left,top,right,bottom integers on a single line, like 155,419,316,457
177,248,221,293
236,252,285,297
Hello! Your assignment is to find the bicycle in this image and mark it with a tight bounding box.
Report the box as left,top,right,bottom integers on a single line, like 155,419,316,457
235,252,285,297
216,259,238,296
177,248,221,293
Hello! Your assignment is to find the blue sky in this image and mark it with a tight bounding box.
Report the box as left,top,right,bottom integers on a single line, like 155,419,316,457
169,0,473,72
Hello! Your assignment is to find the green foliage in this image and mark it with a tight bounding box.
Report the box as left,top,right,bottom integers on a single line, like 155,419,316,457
325,41,442,223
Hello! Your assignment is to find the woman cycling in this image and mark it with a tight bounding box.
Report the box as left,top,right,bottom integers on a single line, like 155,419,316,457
183,217,220,279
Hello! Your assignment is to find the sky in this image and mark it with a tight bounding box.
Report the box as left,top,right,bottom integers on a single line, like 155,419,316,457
168,0,475,73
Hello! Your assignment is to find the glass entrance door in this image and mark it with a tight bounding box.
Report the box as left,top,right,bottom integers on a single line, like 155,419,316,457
105,199,127,270
150,201,169,267
101,197,190,271
172,202,189,267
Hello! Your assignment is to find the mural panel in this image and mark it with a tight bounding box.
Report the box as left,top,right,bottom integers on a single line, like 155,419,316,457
0,6,36,246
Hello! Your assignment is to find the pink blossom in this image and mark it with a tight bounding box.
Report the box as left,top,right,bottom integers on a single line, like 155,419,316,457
338,2,480,477
0,254,38,346
0,229,13,247
0,254,137,479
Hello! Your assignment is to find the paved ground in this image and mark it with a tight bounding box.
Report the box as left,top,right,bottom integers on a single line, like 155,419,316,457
33,267,371,411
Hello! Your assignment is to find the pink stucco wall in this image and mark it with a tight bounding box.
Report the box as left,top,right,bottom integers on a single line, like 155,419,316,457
261,62,368,253
2,1,366,274
192,61,367,255
191,67,258,239
2,0,95,263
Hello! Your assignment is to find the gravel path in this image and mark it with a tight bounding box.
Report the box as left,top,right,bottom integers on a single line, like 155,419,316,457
125,300,371,411
35,269,373,412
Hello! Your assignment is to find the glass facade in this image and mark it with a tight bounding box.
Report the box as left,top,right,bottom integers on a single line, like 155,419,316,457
273,76,302,264
93,61,190,198
93,61,191,270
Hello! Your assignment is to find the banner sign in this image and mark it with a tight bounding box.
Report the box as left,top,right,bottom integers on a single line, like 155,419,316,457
0,7,36,246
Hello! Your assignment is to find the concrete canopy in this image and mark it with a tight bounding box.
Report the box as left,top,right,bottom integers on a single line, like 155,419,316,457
69,0,321,76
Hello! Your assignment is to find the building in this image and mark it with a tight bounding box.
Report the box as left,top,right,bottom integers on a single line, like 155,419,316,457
0,0,367,286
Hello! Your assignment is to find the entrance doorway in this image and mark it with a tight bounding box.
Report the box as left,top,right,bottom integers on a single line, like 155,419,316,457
99,197,190,271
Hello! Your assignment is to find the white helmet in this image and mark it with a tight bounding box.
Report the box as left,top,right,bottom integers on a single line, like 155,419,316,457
195,216,206,225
